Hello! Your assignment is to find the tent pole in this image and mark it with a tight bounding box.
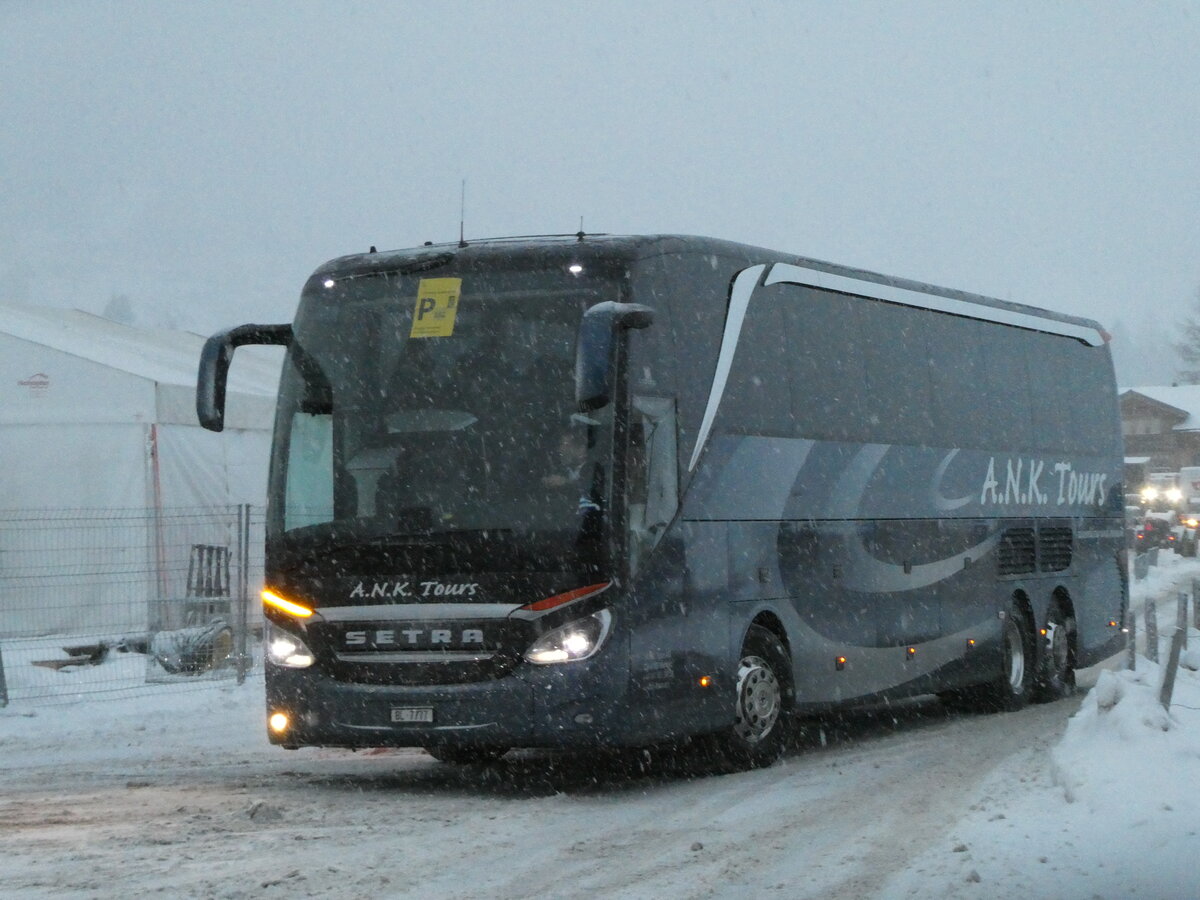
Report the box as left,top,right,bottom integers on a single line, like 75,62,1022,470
149,423,169,599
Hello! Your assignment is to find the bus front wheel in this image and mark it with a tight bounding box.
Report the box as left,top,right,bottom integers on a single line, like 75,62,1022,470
714,625,792,769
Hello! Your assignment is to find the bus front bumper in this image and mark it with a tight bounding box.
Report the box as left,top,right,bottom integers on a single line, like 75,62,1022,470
263,653,668,749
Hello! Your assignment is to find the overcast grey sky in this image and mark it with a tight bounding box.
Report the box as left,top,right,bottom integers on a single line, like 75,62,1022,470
3,1,1198,382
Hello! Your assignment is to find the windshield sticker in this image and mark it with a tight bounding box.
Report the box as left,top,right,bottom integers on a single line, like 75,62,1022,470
410,277,462,338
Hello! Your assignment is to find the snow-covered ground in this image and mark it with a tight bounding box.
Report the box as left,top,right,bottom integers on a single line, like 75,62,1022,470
2,555,1199,899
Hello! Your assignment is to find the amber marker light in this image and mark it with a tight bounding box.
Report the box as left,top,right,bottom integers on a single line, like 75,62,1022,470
268,712,290,734
698,675,713,688
906,647,916,658
262,588,313,618
835,656,847,671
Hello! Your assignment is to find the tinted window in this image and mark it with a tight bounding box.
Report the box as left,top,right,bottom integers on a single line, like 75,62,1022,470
784,286,870,442
927,312,990,449
1025,334,1117,455
1025,330,1076,453
720,291,796,436
655,252,758,468
975,320,1035,449
858,301,935,446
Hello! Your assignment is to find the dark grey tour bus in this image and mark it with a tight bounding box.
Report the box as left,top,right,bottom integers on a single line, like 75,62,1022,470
197,234,1126,768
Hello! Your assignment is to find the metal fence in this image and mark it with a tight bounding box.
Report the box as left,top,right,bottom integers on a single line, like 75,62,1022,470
1126,577,1200,712
0,505,265,705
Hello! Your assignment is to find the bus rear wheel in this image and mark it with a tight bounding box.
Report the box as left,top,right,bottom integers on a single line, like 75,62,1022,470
1034,599,1076,702
424,745,510,765
987,602,1035,711
714,625,792,770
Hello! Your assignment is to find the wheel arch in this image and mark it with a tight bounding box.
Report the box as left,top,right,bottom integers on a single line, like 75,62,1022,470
748,609,790,656
1010,588,1035,635
736,609,795,704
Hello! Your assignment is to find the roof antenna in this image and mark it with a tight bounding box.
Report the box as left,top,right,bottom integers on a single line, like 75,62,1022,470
458,179,468,248
577,216,585,242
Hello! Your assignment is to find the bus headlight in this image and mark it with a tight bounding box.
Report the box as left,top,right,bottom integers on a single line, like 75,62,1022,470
524,609,612,664
265,620,315,668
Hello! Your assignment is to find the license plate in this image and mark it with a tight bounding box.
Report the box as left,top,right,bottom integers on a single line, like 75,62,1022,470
391,707,434,724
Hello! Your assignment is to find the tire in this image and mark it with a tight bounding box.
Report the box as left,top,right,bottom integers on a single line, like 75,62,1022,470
424,745,510,765
988,602,1036,711
152,621,233,675
713,625,792,770
1034,598,1076,702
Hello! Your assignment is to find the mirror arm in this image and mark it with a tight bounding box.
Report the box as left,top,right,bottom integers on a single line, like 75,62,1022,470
197,323,292,432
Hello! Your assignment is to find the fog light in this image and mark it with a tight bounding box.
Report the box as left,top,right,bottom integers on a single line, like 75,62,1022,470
268,712,289,734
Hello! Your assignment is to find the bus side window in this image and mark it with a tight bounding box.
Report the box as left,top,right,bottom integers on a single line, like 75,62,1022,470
284,412,335,531
629,396,679,571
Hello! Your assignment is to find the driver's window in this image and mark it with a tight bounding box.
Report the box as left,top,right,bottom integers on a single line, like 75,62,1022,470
628,396,679,571
284,413,334,530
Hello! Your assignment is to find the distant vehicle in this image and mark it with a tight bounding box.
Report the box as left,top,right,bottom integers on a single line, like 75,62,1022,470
198,233,1127,769
1175,513,1199,557
1138,471,1183,511
1137,511,1178,552
1178,467,1200,506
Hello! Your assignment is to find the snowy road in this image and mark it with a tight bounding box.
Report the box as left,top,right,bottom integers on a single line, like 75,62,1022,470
0,686,1086,899
13,547,1200,900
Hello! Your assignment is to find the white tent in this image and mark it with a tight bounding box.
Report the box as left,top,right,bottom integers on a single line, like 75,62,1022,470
0,303,284,635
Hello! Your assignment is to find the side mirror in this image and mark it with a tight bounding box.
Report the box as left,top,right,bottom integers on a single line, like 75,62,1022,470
197,323,292,431
574,302,655,411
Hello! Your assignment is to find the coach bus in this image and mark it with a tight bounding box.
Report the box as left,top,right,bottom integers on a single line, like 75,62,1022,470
198,234,1126,769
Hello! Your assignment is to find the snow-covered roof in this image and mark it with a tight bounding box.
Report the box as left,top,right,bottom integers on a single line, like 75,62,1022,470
0,302,282,396
1120,385,1200,432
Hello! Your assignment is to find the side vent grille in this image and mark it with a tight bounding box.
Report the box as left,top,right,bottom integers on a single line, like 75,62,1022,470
998,527,1036,576
1039,525,1074,572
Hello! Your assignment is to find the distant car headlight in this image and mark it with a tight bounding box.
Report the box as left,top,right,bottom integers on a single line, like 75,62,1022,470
1142,487,1159,501
265,620,315,668
1166,488,1183,503
524,609,612,664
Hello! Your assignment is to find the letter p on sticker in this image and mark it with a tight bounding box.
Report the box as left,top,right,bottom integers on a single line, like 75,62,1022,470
410,277,462,338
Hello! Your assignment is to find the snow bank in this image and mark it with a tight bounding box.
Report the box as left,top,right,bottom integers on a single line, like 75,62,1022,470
1054,661,1200,810
882,555,1200,899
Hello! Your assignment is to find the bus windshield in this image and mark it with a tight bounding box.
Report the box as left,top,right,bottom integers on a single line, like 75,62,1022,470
268,264,619,573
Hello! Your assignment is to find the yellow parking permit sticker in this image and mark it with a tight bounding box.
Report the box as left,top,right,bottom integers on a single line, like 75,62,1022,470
410,277,462,338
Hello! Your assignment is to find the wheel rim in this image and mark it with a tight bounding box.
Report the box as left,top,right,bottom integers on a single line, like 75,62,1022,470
733,654,781,744
1004,617,1026,693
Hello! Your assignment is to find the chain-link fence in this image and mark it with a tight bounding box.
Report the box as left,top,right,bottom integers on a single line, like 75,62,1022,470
0,505,265,705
